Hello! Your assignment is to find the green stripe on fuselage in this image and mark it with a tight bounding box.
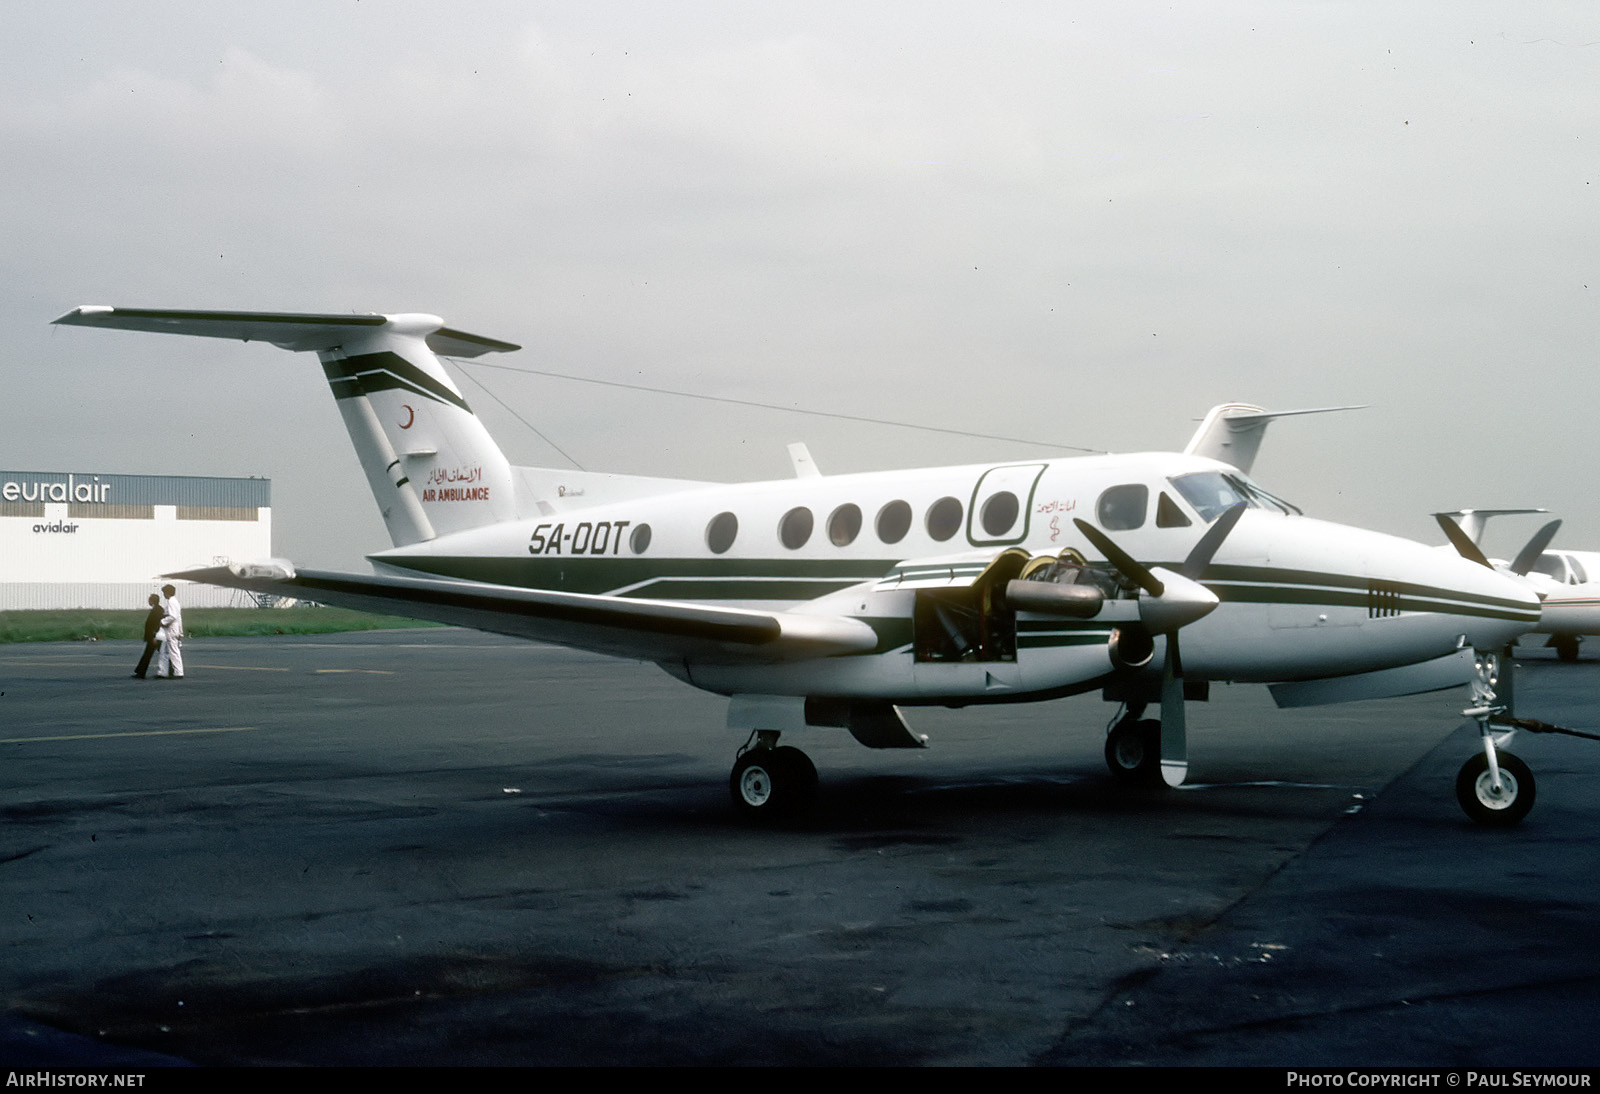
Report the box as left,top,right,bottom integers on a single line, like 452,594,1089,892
1206,582,1538,622
1199,563,1536,613
383,555,898,598
378,557,1535,625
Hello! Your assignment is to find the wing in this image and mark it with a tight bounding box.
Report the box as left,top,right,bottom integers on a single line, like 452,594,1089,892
170,564,877,664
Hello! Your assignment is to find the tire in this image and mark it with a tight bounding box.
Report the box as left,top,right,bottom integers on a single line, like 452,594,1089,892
1105,719,1161,784
730,746,817,820
1554,636,1580,662
1456,751,1536,826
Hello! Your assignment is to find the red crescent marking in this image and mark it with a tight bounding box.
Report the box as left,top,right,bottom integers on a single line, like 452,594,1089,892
400,404,415,429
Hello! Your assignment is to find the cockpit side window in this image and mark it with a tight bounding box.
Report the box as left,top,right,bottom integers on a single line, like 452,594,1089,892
1227,473,1301,516
1096,484,1149,531
1169,470,1299,521
1169,472,1248,522
1155,492,1192,528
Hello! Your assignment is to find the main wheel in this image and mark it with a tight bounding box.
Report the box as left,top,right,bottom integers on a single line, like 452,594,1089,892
1553,636,1580,662
1456,751,1536,826
730,746,817,820
1105,718,1161,784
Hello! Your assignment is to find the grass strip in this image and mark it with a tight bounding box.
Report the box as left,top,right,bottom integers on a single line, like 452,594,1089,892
0,608,443,644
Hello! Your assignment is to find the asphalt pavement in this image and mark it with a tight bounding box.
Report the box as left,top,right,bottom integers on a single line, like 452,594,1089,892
2,630,1596,1066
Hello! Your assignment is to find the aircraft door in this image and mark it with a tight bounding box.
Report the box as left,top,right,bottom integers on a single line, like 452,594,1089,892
967,464,1048,547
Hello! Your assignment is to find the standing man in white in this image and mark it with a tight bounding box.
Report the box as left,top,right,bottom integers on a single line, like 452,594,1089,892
155,583,184,679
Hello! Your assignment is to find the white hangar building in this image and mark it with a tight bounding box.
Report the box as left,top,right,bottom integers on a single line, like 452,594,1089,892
1,470,271,610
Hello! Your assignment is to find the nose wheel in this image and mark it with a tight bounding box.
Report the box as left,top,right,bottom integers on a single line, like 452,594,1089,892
1458,646,1536,826
730,738,818,820
1456,751,1535,826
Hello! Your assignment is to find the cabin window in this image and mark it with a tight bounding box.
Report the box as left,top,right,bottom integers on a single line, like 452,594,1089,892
1096,484,1148,531
1155,492,1191,528
980,491,1020,537
876,500,912,544
778,506,814,550
630,523,652,554
926,496,963,541
706,511,738,554
828,503,863,546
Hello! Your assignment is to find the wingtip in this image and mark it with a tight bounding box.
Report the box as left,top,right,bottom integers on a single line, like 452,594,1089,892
52,305,115,325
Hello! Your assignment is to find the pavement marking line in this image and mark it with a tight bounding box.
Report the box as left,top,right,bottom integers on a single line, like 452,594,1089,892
314,669,394,674
1,726,258,744
187,664,291,672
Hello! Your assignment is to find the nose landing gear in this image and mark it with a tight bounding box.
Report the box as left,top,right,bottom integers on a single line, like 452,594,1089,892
1459,647,1534,826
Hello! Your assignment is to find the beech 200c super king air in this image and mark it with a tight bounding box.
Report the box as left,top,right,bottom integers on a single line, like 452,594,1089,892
55,307,1546,824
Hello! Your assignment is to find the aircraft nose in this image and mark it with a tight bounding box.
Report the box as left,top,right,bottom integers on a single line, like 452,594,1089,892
1451,559,1543,650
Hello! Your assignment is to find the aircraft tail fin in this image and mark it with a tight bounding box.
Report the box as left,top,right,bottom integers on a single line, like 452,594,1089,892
54,306,521,547
1183,403,1365,474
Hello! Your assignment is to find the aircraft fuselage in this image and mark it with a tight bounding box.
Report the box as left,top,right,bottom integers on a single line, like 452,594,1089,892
370,451,1538,701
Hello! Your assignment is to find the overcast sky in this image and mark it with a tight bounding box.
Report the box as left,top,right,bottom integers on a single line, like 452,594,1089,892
6,2,1596,569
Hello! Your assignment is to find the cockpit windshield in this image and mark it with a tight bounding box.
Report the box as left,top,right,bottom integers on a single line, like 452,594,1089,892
1169,471,1301,522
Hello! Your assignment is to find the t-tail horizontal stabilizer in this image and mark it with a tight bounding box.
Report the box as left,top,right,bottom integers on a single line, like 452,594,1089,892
1184,403,1365,475
54,306,522,549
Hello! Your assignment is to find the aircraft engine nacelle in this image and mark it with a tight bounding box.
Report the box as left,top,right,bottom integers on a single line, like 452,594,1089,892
232,558,297,582
1108,625,1154,669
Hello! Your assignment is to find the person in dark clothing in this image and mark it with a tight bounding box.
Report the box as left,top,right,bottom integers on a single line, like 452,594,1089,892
132,593,163,679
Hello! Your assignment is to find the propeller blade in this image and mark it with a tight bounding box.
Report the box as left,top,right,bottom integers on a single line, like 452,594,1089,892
1159,633,1189,787
1073,518,1163,597
1181,502,1247,581
1436,514,1492,569
1509,520,1563,577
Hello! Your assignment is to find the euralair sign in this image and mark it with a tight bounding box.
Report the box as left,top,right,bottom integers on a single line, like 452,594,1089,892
2,474,112,504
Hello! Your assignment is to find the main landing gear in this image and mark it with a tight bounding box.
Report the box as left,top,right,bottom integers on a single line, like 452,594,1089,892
729,731,818,820
1104,715,1162,784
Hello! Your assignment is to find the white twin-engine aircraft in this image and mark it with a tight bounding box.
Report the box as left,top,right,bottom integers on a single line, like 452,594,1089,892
55,307,1545,824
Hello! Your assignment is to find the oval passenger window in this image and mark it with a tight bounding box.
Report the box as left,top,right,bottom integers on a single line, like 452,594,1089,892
926,496,963,542
1096,484,1149,531
706,511,739,554
828,503,862,546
